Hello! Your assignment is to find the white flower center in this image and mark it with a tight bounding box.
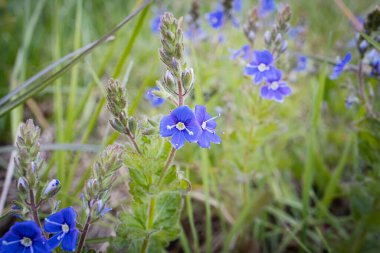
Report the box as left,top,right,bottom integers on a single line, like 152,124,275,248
258,63,269,72
21,237,32,247
176,122,186,131
270,81,279,90
201,122,207,129
62,223,69,233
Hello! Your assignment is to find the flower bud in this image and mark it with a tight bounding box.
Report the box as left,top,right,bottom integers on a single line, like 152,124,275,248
264,30,271,45
280,40,288,53
95,199,112,217
359,40,368,54
42,179,60,198
181,68,194,90
17,177,28,193
275,33,282,44
128,117,138,136
164,70,176,88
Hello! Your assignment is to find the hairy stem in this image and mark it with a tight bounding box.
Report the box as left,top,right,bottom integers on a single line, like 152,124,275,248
76,213,92,253
126,131,142,154
28,188,46,237
177,79,184,106
141,196,156,253
157,147,177,187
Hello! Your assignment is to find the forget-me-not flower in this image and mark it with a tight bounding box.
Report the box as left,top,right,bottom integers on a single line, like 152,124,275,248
194,105,221,149
0,221,51,253
245,50,278,84
233,0,243,12
44,207,78,252
260,69,292,102
160,106,201,149
145,87,165,107
330,52,351,80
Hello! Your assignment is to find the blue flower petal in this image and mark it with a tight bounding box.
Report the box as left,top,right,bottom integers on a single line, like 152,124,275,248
255,50,273,65
62,207,76,229
11,221,41,238
44,213,64,233
183,119,201,143
254,72,265,84
62,229,78,252
171,106,196,124
171,131,186,150
47,232,64,250
279,86,292,96
197,132,211,148
159,115,177,137
244,65,258,76
206,10,224,29
32,240,51,253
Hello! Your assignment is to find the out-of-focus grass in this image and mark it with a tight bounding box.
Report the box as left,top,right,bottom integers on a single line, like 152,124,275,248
1,0,379,252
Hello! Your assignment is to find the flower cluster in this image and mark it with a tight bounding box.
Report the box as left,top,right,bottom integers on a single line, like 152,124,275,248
160,105,220,149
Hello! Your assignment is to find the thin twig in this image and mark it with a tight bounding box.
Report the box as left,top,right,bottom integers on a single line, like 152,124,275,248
0,151,16,214
76,213,92,253
333,0,363,31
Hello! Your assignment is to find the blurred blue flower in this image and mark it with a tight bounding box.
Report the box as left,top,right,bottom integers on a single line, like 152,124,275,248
233,0,243,12
194,105,221,149
186,24,207,41
44,207,78,252
151,15,162,33
145,87,165,107
294,55,308,72
206,10,224,29
260,69,292,102
160,106,201,150
245,50,278,84
0,221,51,253
259,0,276,17
330,52,351,80
230,44,252,61
345,95,358,108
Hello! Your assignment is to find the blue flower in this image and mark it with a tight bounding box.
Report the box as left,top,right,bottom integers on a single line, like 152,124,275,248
260,69,292,102
185,24,207,41
160,106,201,150
230,44,252,61
245,50,278,84
44,207,78,252
206,10,224,29
259,0,276,17
294,55,308,72
233,0,243,12
151,15,161,33
330,52,351,80
0,221,51,253
367,49,380,76
194,105,221,149
145,87,165,107
96,200,112,217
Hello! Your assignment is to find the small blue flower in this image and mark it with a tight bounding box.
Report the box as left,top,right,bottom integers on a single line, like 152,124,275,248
330,52,351,80
345,95,358,108
245,50,278,84
295,56,308,72
44,207,78,252
151,15,161,33
206,10,224,29
259,0,276,17
145,87,165,107
260,69,292,102
160,106,201,150
233,0,243,12
194,105,221,149
0,221,51,253
185,24,207,41
367,49,380,76
230,44,252,61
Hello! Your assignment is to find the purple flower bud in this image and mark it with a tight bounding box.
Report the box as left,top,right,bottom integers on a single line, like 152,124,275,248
17,177,28,192
359,40,368,54
275,33,282,44
280,40,288,53
264,31,271,45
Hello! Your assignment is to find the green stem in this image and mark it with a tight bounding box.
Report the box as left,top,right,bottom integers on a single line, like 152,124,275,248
141,196,156,253
28,189,45,237
157,147,176,187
